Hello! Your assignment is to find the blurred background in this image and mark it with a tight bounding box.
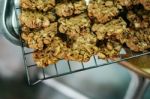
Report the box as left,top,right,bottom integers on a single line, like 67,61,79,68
0,36,150,99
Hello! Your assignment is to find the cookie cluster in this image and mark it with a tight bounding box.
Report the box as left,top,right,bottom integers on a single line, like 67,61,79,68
20,0,150,67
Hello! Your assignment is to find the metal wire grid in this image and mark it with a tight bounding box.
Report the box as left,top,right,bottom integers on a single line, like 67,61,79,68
13,1,150,85
23,49,150,85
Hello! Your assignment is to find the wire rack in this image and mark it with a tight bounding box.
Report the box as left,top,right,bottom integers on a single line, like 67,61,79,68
13,0,150,85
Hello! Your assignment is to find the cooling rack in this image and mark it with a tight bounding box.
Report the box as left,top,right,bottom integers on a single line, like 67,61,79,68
13,0,150,85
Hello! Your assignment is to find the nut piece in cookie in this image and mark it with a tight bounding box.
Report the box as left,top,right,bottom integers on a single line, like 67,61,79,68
88,0,119,23
58,14,91,39
55,0,87,17
127,10,150,29
92,17,127,40
73,0,87,15
20,0,56,11
125,28,150,52
97,39,122,59
115,0,132,7
21,22,58,50
55,2,74,17
115,0,140,8
140,0,150,10
20,10,56,30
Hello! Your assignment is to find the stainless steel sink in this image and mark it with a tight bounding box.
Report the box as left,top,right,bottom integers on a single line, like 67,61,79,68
0,25,150,99
0,36,130,99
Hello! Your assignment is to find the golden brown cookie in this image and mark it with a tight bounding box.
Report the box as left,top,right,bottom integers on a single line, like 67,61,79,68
20,0,56,11
125,28,150,52
92,17,127,40
66,33,98,62
88,0,119,23
21,22,58,50
20,10,56,30
58,14,91,39
32,37,67,67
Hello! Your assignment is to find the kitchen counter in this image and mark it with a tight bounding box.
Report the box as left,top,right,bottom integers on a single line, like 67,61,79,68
128,55,150,74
